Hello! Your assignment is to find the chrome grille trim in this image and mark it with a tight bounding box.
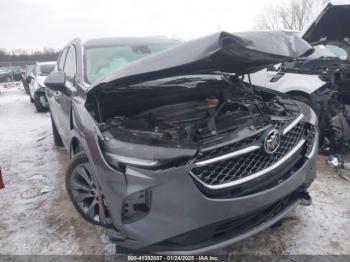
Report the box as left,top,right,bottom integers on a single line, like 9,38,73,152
194,145,260,167
306,129,318,159
190,139,306,190
194,113,304,168
282,113,304,135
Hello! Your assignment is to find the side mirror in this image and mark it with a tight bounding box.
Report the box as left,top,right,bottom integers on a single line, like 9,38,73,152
45,71,66,91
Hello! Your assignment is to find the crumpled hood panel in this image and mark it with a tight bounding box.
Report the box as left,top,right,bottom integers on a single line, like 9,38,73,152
88,31,312,92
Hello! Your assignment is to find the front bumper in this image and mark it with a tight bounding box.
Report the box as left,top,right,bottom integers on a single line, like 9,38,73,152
96,142,316,254
152,191,310,254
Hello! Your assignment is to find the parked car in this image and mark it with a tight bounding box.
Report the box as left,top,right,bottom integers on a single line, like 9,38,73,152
45,32,317,254
0,69,12,83
249,2,350,152
28,62,56,112
0,68,21,83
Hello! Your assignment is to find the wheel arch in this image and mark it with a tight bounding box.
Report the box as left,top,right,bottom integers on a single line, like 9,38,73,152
286,90,311,99
69,103,83,158
68,130,86,159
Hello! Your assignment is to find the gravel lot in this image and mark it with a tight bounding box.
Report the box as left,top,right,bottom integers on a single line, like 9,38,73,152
1,85,350,257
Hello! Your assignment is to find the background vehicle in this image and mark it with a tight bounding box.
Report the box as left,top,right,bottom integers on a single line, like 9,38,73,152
249,2,350,151
20,64,36,94
0,69,12,83
28,62,56,112
45,32,317,254
0,67,21,83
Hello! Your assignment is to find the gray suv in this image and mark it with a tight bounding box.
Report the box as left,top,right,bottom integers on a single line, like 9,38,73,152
45,31,318,254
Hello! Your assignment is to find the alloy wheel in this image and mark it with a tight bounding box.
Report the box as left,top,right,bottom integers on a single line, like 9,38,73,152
70,163,112,227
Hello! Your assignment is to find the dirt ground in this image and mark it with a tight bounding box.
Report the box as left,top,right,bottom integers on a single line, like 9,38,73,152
1,85,350,256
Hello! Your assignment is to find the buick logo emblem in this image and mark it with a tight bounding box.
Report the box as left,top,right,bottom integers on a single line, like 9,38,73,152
264,129,280,154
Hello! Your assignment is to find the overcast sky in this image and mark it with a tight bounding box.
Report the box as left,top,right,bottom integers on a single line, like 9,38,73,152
0,0,280,51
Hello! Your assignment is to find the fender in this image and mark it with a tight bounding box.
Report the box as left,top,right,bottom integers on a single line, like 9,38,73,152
268,73,326,94
249,69,327,95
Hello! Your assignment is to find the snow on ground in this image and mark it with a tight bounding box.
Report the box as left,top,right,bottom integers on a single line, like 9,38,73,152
0,84,350,256
0,85,114,255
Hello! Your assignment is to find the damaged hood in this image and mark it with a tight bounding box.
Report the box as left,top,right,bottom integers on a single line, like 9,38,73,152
88,31,312,92
302,2,350,44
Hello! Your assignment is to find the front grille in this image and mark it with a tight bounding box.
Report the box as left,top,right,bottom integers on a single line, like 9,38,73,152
191,121,315,189
196,119,289,163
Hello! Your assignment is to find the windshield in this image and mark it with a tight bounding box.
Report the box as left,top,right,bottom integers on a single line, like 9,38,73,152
39,64,55,76
325,44,348,60
310,43,349,60
84,43,175,83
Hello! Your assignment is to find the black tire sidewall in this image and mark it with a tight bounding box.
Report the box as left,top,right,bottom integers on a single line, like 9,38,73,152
34,93,47,112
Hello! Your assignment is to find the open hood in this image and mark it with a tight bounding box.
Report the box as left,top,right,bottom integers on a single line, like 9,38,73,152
302,2,350,44
88,31,312,92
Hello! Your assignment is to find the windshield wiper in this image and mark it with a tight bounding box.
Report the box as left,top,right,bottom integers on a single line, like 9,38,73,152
161,77,209,85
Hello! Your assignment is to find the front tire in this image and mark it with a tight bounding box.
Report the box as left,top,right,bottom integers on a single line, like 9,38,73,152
34,93,48,112
65,152,112,228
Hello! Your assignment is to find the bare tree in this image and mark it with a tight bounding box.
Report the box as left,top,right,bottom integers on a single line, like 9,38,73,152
255,0,329,31
0,48,58,63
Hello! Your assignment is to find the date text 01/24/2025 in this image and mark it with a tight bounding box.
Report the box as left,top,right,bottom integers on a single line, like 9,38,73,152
127,255,220,261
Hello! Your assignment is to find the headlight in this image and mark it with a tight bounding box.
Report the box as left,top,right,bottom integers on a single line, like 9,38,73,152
105,152,159,168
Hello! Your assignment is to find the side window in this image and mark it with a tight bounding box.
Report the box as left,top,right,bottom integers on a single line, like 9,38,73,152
58,48,68,71
63,46,77,90
35,64,40,76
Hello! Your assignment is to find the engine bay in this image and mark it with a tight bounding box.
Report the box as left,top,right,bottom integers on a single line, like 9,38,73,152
87,76,300,146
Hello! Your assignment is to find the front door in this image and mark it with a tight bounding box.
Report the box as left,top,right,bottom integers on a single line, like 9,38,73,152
55,46,77,147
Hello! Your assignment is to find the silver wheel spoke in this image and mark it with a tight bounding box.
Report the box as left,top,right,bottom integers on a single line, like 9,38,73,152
70,162,111,227
78,166,92,186
86,199,97,218
76,192,95,202
71,182,91,192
